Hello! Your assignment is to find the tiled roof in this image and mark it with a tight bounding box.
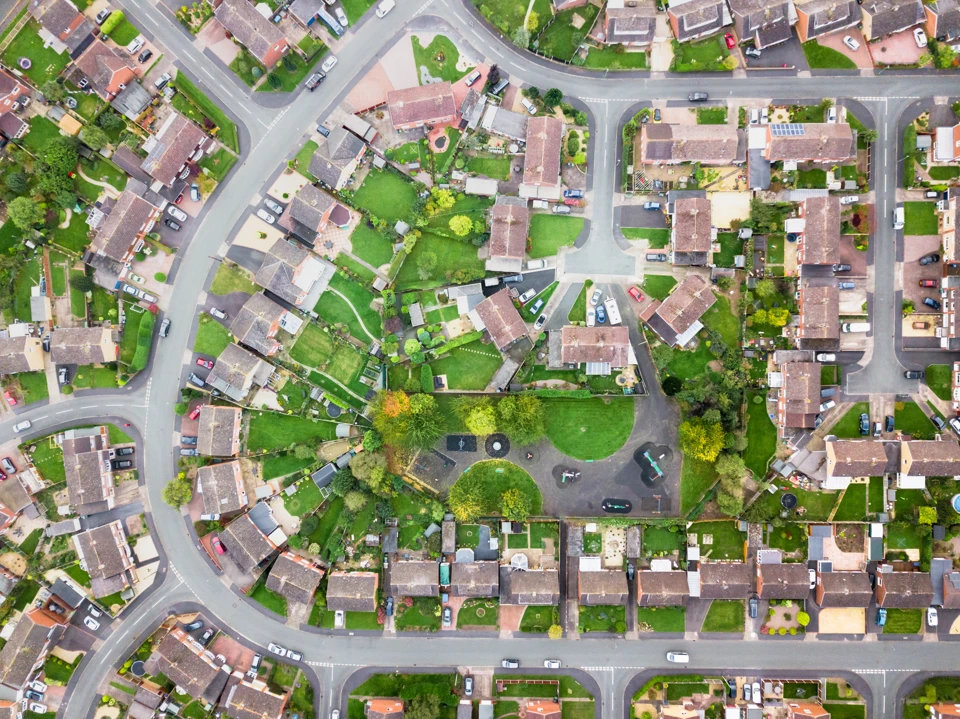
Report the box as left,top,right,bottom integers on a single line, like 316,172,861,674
500,568,560,605
637,570,690,606
386,82,457,127
766,122,856,161
0,609,63,690
578,569,629,605
798,284,839,339
326,571,378,612
220,513,274,574
639,124,744,164
197,405,242,457
90,189,158,262
365,700,405,719
309,127,365,188
214,0,289,67
877,570,934,608
29,0,94,54
265,551,323,605
523,116,563,188
50,327,115,365
827,440,889,478
206,343,273,401
862,0,924,38
388,560,439,597
473,289,527,351
450,561,499,597
140,112,208,186
799,196,840,265
901,439,960,476
285,184,335,234
699,563,751,599
796,0,861,36
230,292,285,356
197,461,246,515
74,521,132,597
928,0,960,40
817,571,873,607
654,274,716,335
780,362,821,428
605,0,657,44
758,563,810,599
74,39,138,99
942,571,960,608
560,326,630,366
0,337,43,375
153,628,220,698
488,202,529,262
225,681,287,719
669,0,727,40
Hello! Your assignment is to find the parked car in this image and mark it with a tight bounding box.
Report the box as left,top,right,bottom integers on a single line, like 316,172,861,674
160,318,171,337
83,616,99,631
920,253,941,265
827,106,837,123
58,367,68,385
95,8,111,24
551,205,571,215
256,209,276,224
111,460,132,470
646,253,668,262
666,651,689,664
838,281,855,290
126,36,145,54
376,0,394,17
385,596,394,616
181,436,198,446
596,304,606,323
873,421,881,438
164,218,181,231
137,48,152,63
950,417,960,436
24,692,42,702
180,448,197,456
29,681,47,694
187,183,200,202
200,628,214,645
12,421,31,433
744,46,761,58
0,458,14,475
187,373,206,388
750,109,760,124
534,314,546,330
544,659,562,669
859,413,870,435
809,568,817,589
335,6,348,25
839,195,859,205
321,55,338,73
643,201,661,210
184,620,203,632
442,607,452,627
628,287,644,302
886,415,895,433
196,357,214,369
501,659,520,669
653,108,661,123
748,595,758,618
816,353,836,362
3,392,15,406
915,27,928,47
267,643,287,657
832,263,851,272
590,288,602,307
464,70,481,86
819,400,835,412
842,35,860,51
724,32,735,48
115,447,134,456
212,537,225,554
264,199,284,215
29,705,47,714
876,608,887,626
529,298,545,315
688,92,709,102
933,414,947,431
904,370,925,379
563,189,584,199
305,72,325,90
210,307,227,320
464,676,473,696
518,288,536,304
920,279,939,288
189,406,202,420
520,97,538,115
155,73,171,90
288,649,304,662
586,308,596,327
928,607,938,626
167,206,187,222
923,297,942,310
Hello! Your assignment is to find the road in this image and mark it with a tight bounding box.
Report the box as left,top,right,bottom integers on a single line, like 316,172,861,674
0,0,957,715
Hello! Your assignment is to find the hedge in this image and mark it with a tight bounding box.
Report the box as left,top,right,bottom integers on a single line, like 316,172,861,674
420,365,433,393
526,388,593,398
130,311,156,371
427,330,483,358
101,10,124,34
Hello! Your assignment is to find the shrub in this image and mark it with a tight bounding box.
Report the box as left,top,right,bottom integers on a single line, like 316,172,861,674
420,364,433,393
101,10,124,34
130,311,156,371
154,272,167,282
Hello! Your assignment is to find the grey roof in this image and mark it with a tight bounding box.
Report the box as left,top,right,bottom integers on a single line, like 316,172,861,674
499,567,560,605
637,570,690,606
63,448,111,507
817,571,873,607
669,0,728,40
254,239,332,307
389,560,439,597
214,0,288,67
51,578,84,609
579,569,629,605
861,0,924,38
265,552,323,605
197,461,246,515
288,0,322,24
309,127,365,189
0,337,43,375
206,343,274,402
0,609,64,690
758,563,810,599
450,561,499,597
796,0,861,36
284,183,336,236
153,629,220,699
225,681,287,719
699,562,752,599
111,82,152,121
197,405,241,457
605,0,657,44
481,105,528,141
140,112,208,186
326,571,378,612
90,189,158,263
49,327,114,365
929,0,960,40
29,0,94,55
230,292,285,356
220,513,275,574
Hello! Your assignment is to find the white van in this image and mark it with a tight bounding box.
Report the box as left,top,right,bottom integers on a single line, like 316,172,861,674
893,206,905,230
375,0,394,17
526,259,546,270
520,97,538,115
842,322,871,333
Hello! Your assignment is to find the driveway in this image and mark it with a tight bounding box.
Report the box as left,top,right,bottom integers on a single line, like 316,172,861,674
817,607,866,634
619,205,667,230
744,35,808,70
868,28,926,66
817,30,873,69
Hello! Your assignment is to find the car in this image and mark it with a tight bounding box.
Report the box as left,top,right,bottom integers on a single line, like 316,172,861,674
196,357,216,371
750,108,760,125
331,712,340,719
688,92,709,102
518,288,536,304
189,406,202,420
646,253,668,262
596,304,606,323
586,308,596,327
137,48,152,64
859,412,870,435
256,209,276,224
827,106,837,123
268,643,287,657
155,72,172,90
838,281,855,290
111,460,132,470
29,704,47,714
915,27,928,47
335,6,348,25
534,314,547,330
95,8,111,24
0,459,14,475
653,108,661,123
761,107,769,124
24,691,43,702
184,620,203,632
816,353,836,362
950,417,960,436
924,297,942,310
12,421,31,434
126,37,145,54
442,606,452,627
200,628,214,645
808,568,817,589
181,436,198,446
520,97,538,115
819,400,835,412
543,659,562,669
563,189,584,199
385,596,394,616
920,253,941,265
842,35,860,51
188,373,206,388
873,421,882,438
122,284,143,299
926,606,939,627
904,370,925,379
464,69,481,87
529,298,544,315
264,199,284,215
305,72,325,91
919,279,941,288
628,287,644,302
839,195,859,205
876,608,887,626
42,336,50,352
501,659,520,669
925,190,941,198
164,218,181,231
724,32,735,48
321,55,338,72
745,46,761,58
187,183,200,202
933,414,947,431
832,263,851,272
2,392,15,407
29,681,47,694
211,536,225,555
601,499,632,513
748,595,758,618
626,563,635,581
58,367,68,385
753,682,762,701
159,318,171,338
167,206,187,222
210,307,227,320
180,448,197,456
83,616,99,631
666,651,689,664
642,201,661,211
460,675,473,697
590,288,602,306
551,205,571,215
288,650,303,661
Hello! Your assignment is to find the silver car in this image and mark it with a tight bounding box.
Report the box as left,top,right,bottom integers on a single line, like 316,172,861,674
264,199,284,215
167,206,187,222
256,209,276,224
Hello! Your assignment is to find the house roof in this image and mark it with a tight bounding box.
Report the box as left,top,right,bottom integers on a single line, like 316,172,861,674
727,0,791,30
0,476,30,514
781,362,821,429
766,122,856,161
197,405,242,457
309,127,365,188
266,551,323,605
488,202,529,262
50,327,115,365
799,196,840,265
672,197,712,254
943,571,960,608
254,239,331,307
931,705,960,719
877,570,935,608
637,570,690,606
389,560,439,597
605,0,657,44
0,337,43,375
214,0,289,67
758,563,810,599
798,284,839,339
525,701,561,719
225,681,287,719
0,608,63,690
473,289,527,352
326,571,378,612
500,568,560,605
450,561,499,597
230,292,286,356
29,0,94,54
283,184,336,235
669,0,728,40
220,513,274,574
74,39,138,99
901,440,960,476
140,112,208,186
365,700,405,719
786,702,831,719
826,440,889,478
197,461,246,516
0,69,30,109
560,326,630,367
862,0,924,38
639,124,744,164
90,189,159,262
386,82,457,127
206,343,274,402
579,569,629,605
928,0,960,40
654,274,716,335
522,116,563,187
817,571,873,607
74,521,131,597
153,628,220,698
699,562,751,599
111,82,152,121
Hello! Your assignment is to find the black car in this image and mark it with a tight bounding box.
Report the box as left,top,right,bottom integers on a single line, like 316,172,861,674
95,8,111,24
626,563,635,581
184,620,203,632
200,628,214,645
653,108,661,122
923,297,942,310
24,691,43,702
111,460,132,470
181,435,198,446
601,499,632,514
116,447,134,456
859,413,870,435
920,253,941,265
42,336,50,352
904,370,925,379
832,263,851,272
885,415,894,433
137,48,152,63
164,218,181,231
305,72,325,90
688,92,709,102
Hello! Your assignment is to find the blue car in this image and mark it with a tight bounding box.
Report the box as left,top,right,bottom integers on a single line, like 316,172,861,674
596,305,607,324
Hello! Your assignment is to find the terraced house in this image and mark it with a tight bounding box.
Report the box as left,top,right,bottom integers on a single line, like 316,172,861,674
224,678,288,719
824,439,891,490
197,405,243,457
0,336,44,375
763,123,856,163
796,196,841,268
386,82,457,131
796,284,840,342
151,627,223,700
670,197,713,266
485,198,529,273
924,0,960,42
793,0,862,41
776,361,821,436
61,425,114,511
637,123,745,166
140,112,211,187
726,0,796,48
204,343,275,403
278,183,349,245
0,607,65,691
309,126,366,191
254,239,334,308
325,571,379,612
667,0,732,41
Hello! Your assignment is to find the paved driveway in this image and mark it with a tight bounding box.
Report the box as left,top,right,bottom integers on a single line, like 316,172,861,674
817,30,872,69
744,35,808,70
619,205,668,229
868,28,925,66
817,607,866,634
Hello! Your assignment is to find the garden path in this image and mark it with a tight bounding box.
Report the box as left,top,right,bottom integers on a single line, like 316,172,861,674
328,288,377,343
76,165,120,199
58,208,72,229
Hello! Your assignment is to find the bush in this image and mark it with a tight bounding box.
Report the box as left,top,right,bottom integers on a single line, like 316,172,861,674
101,10,124,34
154,272,167,282
420,364,434,393
130,311,156,371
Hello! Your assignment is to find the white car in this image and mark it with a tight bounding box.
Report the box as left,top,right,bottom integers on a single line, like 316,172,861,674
88,605,103,617
334,7,348,25
827,106,837,123
520,97,538,115
28,681,46,694
518,288,536,304
839,196,859,205
83,616,100,631
666,651,689,664
264,199,284,215
321,55,338,73
210,308,227,320
126,37,145,54
590,288,602,307
256,209,276,224
128,273,145,284
928,607,939,627
267,643,287,657
543,659,561,669
12,421,31,434
809,568,817,589
28,704,46,714
586,308,596,327
842,35,860,51
914,27,928,48
167,206,188,222
816,353,836,362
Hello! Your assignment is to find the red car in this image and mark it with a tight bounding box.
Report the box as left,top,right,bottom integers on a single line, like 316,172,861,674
919,279,939,288
175,193,184,204
196,358,214,369
212,537,225,555
188,406,202,420
628,287,644,302
724,33,736,48
3,392,16,406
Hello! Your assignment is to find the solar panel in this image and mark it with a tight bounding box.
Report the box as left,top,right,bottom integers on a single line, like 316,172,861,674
770,123,806,137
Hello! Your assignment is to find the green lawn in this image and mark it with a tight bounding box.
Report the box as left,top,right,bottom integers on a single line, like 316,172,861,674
470,0,552,38
21,115,61,154
290,323,335,366
672,35,731,72
766,523,807,556
579,604,626,633
888,522,924,552
259,50,325,93
529,215,584,258
294,140,318,181
831,402,870,438
584,45,648,69
681,455,717,516
697,107,728,124
341,0,378,22
349,223,394,268
198,148,238,182
394,231,484,290
322,273,382,341
641,274,677,301
335,253,377,283
193,313,232,357
71,365,118,389
411,35,472,84
15,371,49,405
767,235,785,264
622,227,670,247
688,521,746,561
713,232,739,268
281,479,323,516
13,257,41,321
895,401,935,439
170,73,239,153
543,397,634,460
797,168,827,189
822,706,865,719
82,157,128,192
395,597,441,631
450,460,542,516
751,486,840,522
637,606,686,632
108,17,140,45
642,526,685,555
246,412,338,452
457,598,499,628
926,364,953,401
519,605,558,633
28,438,64,483
743,392,776,479
868,476,885,513
802,40,857,69
903,202,938,235
52,212,93,254
701,600,745,632
351,170,417,224
466,155,511,180
19,528,42,554
665,340,713,382
229,47,266,86
524,281,559,318
388,141,423,165
928,166,960,181
119,305,146,365
210,263,257,296
539,4,599,61
882,608,922,634
429,340,502,390
425,305,460,323
263,452,315,480
249,576,288,616
1,21,70,86
702,294,738,347
567,280,592,323
833,484,868,522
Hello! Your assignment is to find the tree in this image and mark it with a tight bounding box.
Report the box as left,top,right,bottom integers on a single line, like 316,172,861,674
405,393,447,449
860,128,878,144
40,80,65,103
752,309,769,326
101,9,124,34
919,506,938,525
344,490,369,512
402,234,417,254
766,307,791,327
80,125,109,150
330,469,357,497
449,478,484,522
294,444,315,460
936,42,956,69
69,273,94,293
525,86,540,100
430,187,455,211
651,344,675,371
496,394,546,445
162,475,192,507
755,279,777,298
448,215,472,236
307,542,321,555
902,300,915,316
678,416,725,463
465,402,498,436
416,251,437,280
404,338,422,356
543,88,563,108
661,376,682,396
174,402,188,416
526,10,539,30
98,111,125,131
287,534,303,549
406,694,441,719
41,136,79,176
4,171,27,194
350,450,387,483
715,452,747,482
511,26,530,47
7,197,42,231
500,488,530,521
796,611,810,627
716,491,743,517
547,624,562,640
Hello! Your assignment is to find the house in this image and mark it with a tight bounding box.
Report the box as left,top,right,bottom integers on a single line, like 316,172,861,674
786,702,831,719
197,405,242,457
326,571,379,612
469,289,528,352
254,239,333,308
599,0,658,46
776,362,821,435
485,198,529,273
796,284,839,341
519,117,564,201
480,104,528,143
219,513,278,575
671,197,713,266
898,439,960,488
365,700,405,719
89,189,161,265
0,71,32,142
197,461,247,516
727,0,795,48
152,627,222,699
875,569,935,608
756,562,811,599
214,0,290,68
450,561,499,597
637,124,745,165
815,570,873,607
578,564,629,605
50,327,117,366
794,0,861,40
265,551,324,605
0,336,44,375
500,568,561,605
309,127,366,191
140,112,210,187
860,0,924,40
559,326,632,375
279,184,349,244
389,560,439,597
61,426,113,509
636,570,690,606
525,702,562,719
668,0,731,41
28,0,94,57
0,608,65,690
224,678,288,719
924,0,960,42
206,343,274,403
111,82,152,122
943,572,960,608
641,273,717,347
797,196,840,267
127,686,163,719
825,439,889,490
931,706,960,719
764,123,856,162
698,562,751,598
72,39,141,101
230,292,294,357
73,520,136,598
386,82,457,131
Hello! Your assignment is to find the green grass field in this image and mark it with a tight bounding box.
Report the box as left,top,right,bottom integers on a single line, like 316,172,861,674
351,170,417,224
171,73,239,153
802,40,857,69
743,392,776,479
584,45,647,69
529,215,584,258
466,155,511,180
349,223,394,268
641,275,677,301
688,521,745,561
903,202,939,235
411,35,472,84
831,402,870,438
210,264,257,296
394,231,484,290
193,314,232,357
895,401,935,439
637,606,686,632
429,340,502,390
543,397,634,460
450,460,542,516
259,50,325,93
672,35,731,72
539,4,599,61
882,608,922,634
1,21,70,86
926,364,952,401
246,413,338,452
701,600,745,632
833,484,867,522
294,140,318,181
621,227,670,247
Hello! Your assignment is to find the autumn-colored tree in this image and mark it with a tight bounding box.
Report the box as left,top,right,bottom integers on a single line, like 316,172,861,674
547,624,562,639
766,307,791,327
500,488,530,521
465,402,498,436
448,215,473,237
678,416,725,463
